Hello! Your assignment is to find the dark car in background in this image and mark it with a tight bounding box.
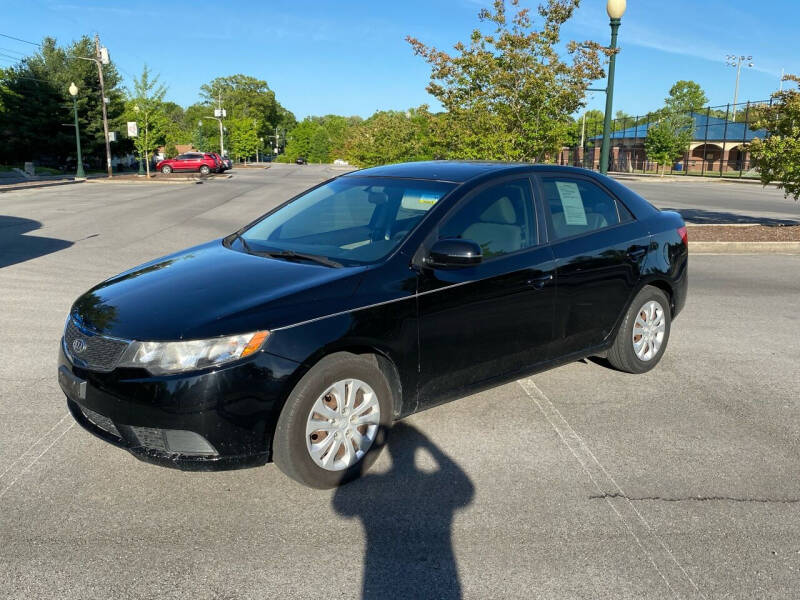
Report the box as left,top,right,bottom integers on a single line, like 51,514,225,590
157,152,218,175
58,161,688,488
295,156,307,165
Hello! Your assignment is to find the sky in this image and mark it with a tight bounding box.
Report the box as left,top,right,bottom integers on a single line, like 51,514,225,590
0,0,795,120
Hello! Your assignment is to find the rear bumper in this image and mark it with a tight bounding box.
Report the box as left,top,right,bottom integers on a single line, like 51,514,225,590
59,343,302,471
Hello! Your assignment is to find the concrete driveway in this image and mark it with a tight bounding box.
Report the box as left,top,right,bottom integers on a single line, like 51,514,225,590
1,165,798,599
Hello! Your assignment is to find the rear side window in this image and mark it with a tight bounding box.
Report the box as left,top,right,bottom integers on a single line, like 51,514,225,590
540,176,632,241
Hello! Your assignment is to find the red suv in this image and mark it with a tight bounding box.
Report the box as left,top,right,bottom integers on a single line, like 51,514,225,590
157,153,218,175
209,152,227,172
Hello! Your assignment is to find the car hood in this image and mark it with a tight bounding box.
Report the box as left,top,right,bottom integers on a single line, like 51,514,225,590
72,240,367,340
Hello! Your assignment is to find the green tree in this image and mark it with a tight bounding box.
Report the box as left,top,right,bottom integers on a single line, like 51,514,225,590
227,118,259,162
665,80,709,114
750,75,800,200
568,109,604,146
0,35,126,167
126,65,167,176
199,74,295,144
407,0,607,162
280,119,319,162
343,107,438,167
644,113,692,176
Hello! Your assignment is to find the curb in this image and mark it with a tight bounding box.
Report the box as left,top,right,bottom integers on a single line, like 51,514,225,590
85,178,204,185
611,173,770,186
690,241,800,254
0,178,86,192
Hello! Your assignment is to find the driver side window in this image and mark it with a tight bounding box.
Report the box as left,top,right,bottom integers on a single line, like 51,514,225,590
438,178,537,259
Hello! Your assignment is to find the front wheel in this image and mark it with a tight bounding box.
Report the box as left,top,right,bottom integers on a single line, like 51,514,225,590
199,165,210,175
273,352,392,488
607,286,671,374
161,165,172,174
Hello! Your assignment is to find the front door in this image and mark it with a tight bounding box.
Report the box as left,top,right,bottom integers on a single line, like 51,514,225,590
416,176,557,410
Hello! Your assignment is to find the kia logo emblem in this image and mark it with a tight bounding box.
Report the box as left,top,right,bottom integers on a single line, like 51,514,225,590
72,339,87,354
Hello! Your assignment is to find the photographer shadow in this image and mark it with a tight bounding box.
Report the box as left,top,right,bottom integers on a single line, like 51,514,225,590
0,216,73,268
333,422,474,600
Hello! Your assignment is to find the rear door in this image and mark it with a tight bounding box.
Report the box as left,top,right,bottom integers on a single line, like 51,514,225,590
416,176,557,409
534,173,650,357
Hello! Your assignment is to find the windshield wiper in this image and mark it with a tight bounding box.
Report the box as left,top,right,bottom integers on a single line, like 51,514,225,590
232,234,342,268
254,248,343,268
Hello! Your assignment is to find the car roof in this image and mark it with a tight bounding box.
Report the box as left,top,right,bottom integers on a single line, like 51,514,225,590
343,160,598,183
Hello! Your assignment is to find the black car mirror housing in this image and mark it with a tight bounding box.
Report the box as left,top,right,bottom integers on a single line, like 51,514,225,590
425,238,482,269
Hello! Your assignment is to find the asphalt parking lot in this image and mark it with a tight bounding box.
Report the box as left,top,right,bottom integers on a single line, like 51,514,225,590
1,165,799,599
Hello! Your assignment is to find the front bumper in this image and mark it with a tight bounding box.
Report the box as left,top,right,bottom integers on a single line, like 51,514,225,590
58,343,302,471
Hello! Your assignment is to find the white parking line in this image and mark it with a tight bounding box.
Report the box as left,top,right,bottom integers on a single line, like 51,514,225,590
0,414,74,500
518,377,707,600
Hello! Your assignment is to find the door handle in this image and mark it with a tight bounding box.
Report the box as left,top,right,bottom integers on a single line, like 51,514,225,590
526,274,553,289
627,246,647,259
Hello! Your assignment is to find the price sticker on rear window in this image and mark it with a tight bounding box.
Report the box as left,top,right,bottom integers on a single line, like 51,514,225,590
555,181,587,226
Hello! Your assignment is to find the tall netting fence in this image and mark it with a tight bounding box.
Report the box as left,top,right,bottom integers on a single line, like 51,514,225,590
556,100,772,178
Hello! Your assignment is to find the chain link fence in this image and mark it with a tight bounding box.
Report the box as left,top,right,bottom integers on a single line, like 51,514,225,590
557,99,772,178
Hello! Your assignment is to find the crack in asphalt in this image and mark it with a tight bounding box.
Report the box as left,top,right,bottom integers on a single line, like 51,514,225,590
590,493,800,504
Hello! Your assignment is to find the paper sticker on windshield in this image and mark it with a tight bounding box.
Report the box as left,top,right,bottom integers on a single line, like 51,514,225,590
555,181,587,226
401,191,440,211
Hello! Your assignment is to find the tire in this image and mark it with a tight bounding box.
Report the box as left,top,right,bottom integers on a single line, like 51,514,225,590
161,165,172,174
607,286,671,374
273,352,392,488
199,165,210,175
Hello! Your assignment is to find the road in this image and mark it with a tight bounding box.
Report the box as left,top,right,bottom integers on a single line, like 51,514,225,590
618,176,800,225
1,165,799,599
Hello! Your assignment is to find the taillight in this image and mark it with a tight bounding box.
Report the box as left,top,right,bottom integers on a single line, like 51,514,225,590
677,225,688,246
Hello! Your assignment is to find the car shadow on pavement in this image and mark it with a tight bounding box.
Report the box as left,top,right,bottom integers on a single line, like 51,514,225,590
662,208,799,226
0,216,73,268
332,422,475,600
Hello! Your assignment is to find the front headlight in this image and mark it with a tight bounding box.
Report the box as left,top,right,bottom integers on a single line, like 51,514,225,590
118,331,269,375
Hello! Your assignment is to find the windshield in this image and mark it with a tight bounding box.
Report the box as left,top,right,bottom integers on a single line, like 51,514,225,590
239,176,455,265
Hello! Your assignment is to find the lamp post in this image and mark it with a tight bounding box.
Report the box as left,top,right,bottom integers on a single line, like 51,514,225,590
599,0,626,175
68,82,86,179
134,105,145,176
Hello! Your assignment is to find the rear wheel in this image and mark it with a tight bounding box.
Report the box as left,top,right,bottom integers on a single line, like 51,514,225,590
161,165,172,174
199,165,210,175
273,352,392,488
607,286,671,374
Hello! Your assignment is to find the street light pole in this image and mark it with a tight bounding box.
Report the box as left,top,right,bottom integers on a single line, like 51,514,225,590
68,82,86,179
134,105,145,176
599,0,626,175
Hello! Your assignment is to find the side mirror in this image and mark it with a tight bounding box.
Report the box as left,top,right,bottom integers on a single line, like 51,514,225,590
425,238,482,269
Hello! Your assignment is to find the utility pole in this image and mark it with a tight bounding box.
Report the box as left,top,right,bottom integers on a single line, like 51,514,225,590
213,90,226,156
95,34,113,178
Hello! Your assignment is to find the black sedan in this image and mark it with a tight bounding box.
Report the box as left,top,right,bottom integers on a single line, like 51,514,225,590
58,161,688,488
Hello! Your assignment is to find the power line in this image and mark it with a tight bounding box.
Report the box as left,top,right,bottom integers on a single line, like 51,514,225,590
0,32,40,47
0,46,27,56
0,51,24,62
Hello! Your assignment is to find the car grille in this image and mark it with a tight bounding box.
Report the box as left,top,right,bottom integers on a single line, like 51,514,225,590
81,406,121,438
64,317,130,372
129,426,168,452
